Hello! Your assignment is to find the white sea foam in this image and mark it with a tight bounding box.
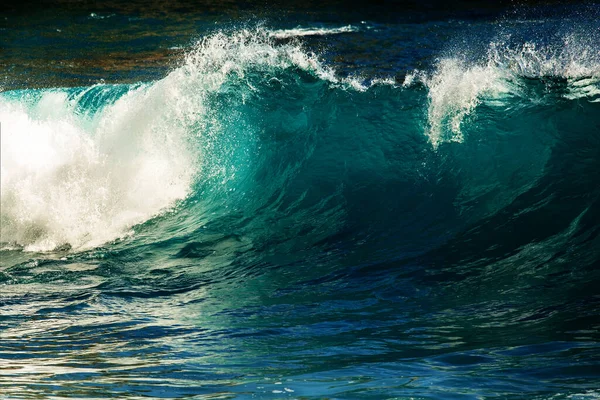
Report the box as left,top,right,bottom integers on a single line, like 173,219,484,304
424,58,512,147
182,29,337,87
414,34,600,148
0,83,199,252
181,29,384,91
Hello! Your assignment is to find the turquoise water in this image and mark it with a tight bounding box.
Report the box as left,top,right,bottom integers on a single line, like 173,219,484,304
1,3,600,399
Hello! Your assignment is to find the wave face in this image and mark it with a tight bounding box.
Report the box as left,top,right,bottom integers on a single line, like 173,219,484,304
1,18,600,400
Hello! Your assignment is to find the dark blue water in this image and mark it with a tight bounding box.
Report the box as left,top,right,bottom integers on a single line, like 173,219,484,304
1,3,600,398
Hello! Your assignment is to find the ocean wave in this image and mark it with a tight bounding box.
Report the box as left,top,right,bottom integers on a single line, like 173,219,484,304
1,27,599,254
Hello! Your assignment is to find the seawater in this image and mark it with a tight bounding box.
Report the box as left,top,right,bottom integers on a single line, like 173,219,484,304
1,4,600,399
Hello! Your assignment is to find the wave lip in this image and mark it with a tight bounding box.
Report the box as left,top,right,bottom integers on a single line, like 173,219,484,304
404,32,600,148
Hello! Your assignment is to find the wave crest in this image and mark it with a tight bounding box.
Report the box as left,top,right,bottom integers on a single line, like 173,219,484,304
406,31,600,147
0,28,350,252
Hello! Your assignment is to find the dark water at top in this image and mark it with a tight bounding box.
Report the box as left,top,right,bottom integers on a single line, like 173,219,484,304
1,1,600,399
